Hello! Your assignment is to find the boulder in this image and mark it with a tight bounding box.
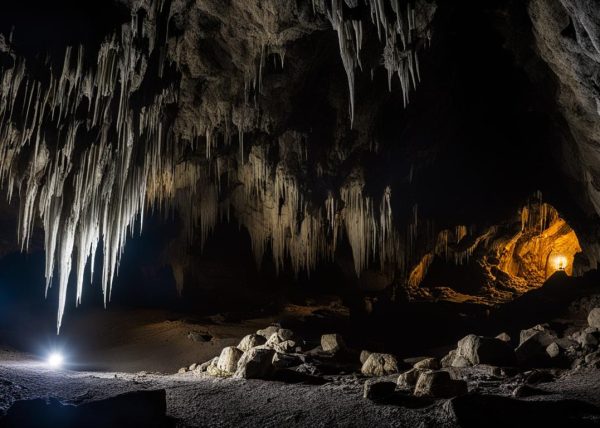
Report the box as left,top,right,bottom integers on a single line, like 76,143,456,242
546,342,560,359
216,346,244,375
456,334,516,366
397,368,429,389
441,350,457,368
256,325,280,340
272,352,303,369
278,329,295,341
274,340,297,353
321,334,346,353
588,308,600,329
177,367,187,374
578,332,598,348
195,357,217,373
265,333,283,348
360,350,372,365
363,380,396,401
515,332,556,367
189,363,197,371
519,324,556,346
414,371,468,398
414,357,440,370
361,353,399,376
234,348,275,379
238,334,267,352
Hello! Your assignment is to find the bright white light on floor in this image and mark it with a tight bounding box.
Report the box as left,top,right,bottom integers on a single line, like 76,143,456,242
47,352,64,368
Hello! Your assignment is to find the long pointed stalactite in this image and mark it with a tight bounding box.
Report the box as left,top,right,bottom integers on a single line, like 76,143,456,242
0,0,440,331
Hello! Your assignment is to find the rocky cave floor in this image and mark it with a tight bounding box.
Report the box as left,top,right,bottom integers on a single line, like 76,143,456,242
4,277,600,427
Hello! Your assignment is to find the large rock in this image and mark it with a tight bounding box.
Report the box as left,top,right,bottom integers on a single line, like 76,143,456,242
256,326,280,340
397,368,429,389
519,324,556,346
321,334,346,353
234,348,275,379
238,334,267,352
216,346,244,375
414,371,468,398
361,353,399,376
195,357,218,373
515,330,558,367
414,357,440,370
456,335,516,366
360,350,372,364
588,308,600,329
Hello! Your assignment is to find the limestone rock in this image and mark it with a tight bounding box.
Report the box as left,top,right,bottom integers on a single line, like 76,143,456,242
238,334,267,352
546,342,560,359
321,334,346,353
519,324,556,346
195,357,218,373
397,368,429,389
177,367,187,374
272,352,303,369
360,350,372,365
588,308,600,329
216,346,244,375
361,353,399,376
456,334,516,367
414,371,468,398
414,357,440,370
278,329,295,341
441,350,457,368
516,332,555,367
256,326,280,340
188,363,198,371
274,340,297,353
234,348,275,379
363,380,396,401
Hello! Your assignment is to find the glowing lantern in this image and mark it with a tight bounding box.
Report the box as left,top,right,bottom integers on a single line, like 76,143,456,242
553,255,568,271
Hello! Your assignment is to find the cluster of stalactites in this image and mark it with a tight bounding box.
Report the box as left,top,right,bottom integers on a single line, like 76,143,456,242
0,0,177,332
313,0,432,124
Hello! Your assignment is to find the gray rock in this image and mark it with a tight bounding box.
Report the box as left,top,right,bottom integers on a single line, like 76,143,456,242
546,342,561,359
274,340,297,353
516,331,557,367
578,332,598,348
234,348,275,379
360,350,372,365
177,367,187,374
363,380,396,401
519,325,556,346
272,352,303,369
321,334,346,353
414,357,440,370
414,371,468,398
588,308,600,329
195,357,218,373
361,353,399,376
265,333,283,348
216,346,244,375
397,368,429,389
278,328,295,341
256,325,280,340
441,350,457,368
188,363,198,371
238,334,267,352
496,332,511,342
456,334,516,366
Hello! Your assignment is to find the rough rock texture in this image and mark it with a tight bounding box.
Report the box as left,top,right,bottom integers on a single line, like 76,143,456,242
414,371,468,398
216,346,244,375
589,308,600,329
456,335,516,367
321,334,346,354
361,353,400,377
238,334,267,352
234,348,275,379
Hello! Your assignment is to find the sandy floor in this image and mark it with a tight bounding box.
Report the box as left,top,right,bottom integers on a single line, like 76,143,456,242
0,349,456,427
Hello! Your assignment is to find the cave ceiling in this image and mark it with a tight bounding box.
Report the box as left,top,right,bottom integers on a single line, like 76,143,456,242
0,0,599,329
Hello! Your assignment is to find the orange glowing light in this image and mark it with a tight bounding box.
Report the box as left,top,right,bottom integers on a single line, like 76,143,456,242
553,255,567,271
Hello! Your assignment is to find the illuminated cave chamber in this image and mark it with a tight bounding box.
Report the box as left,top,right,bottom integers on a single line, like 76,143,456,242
409,195,582,304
